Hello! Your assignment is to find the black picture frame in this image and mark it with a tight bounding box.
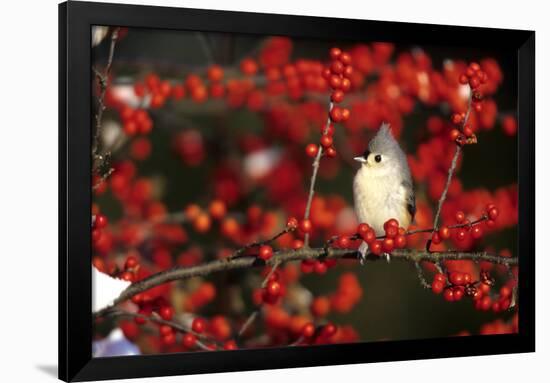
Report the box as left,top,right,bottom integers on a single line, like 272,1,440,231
59,1,535,381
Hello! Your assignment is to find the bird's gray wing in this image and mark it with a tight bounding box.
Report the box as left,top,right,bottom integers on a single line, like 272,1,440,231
402,179,416,222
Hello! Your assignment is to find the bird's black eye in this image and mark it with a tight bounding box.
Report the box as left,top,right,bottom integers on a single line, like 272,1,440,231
375,154,382,163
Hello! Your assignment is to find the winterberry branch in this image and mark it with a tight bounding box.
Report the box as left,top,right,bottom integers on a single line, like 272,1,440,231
431,90,473,233
94,247,516,318
303,101,334,246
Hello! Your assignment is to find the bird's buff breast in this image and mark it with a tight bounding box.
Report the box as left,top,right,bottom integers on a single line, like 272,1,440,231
353,168,410,235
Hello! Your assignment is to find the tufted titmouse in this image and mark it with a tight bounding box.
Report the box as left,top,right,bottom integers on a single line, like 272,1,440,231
353,123,416,262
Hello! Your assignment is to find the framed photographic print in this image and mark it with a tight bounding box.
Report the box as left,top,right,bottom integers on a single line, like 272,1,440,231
59,1,535,381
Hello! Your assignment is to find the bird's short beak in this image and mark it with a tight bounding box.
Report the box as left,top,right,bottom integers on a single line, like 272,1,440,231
353,156,367,163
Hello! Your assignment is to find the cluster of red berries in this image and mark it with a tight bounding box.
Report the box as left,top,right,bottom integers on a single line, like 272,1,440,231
449,62,488,145
91,213,109,251
458,62,488,91
118,253,140,282
304,47,353,160
300,321,338,344
355,219,407,255
119,106,154,136
431,270,513,312
431,205,499,245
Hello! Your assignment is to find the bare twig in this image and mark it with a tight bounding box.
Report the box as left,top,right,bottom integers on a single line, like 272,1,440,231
92,27,120,163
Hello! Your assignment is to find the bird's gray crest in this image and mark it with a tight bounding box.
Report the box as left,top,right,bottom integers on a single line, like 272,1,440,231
368,123,398,155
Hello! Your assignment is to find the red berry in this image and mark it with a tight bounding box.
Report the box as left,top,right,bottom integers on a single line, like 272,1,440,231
191,318,206,333
302,323,316,338
361,228,376,244
340,78,351,92
266,280,281,297
463,125,474,137
459,74,468,84
449,272,465,286
293,239,304,250
329,47,342,60
329,107,343,122
314,261,327,275
331,90,345,103
451,113,463,124
339,52,352,65
159,324,173,336
336,236,351,248
370,240,383,256
443,288,455,302
382,238,394,253
223,340,238,350
385,225,398,238
453,287,464,301
94,214,108,229
438,226,451,240
207,65,224,82
161,333,176,346
488,207,499,221
182,333,197,348
299,219,313,234
434,273,446,283
330,60,344,75
320,134,333,148
329,75,342,90
321,322,337,338
455,229,467,241
432,280,444,294
500,286,512,299
258,245,274,261
325,147,337,158
357,223,370,237
449,128,460,141
431,232,442,245
240,58,258,75
159,306,174,321
125,255,139,269
305,143,319,158
286,217,299,230
394,234,407,248
343,65,353,78
469,77,480,89
120,271,134,282
455,211,465,223
471,225,483,239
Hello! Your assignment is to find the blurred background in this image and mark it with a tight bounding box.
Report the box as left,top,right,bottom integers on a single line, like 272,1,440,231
91,26,519,356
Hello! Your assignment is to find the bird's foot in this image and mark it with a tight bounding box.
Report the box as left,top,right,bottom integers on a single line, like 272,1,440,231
358,242,369,265
383,252,391,263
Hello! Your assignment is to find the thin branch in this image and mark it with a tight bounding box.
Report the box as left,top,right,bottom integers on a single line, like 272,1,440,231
92,27,120,160
94,247,517,318
226,227,293,261
103,309,214,351
429,88,474,243
303,101,334,246
237,260,281,338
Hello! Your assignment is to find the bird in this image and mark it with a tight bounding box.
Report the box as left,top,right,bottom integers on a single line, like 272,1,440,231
353,123,416,262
